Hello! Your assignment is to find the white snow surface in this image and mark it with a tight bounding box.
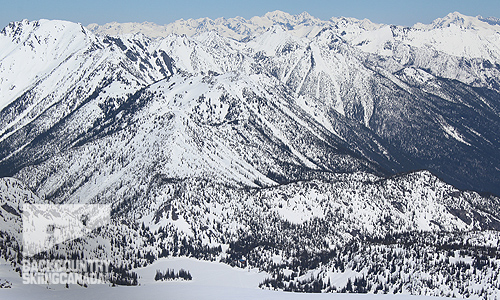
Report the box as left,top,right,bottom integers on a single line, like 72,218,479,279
0,257,444,300
0,19,94,111
88,11,500,62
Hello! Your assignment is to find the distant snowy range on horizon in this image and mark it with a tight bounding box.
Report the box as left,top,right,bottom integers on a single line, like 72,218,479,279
1,10,500,300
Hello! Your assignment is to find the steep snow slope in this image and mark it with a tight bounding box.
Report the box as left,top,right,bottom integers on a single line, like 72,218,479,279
11,70,384,204
0,20,95,111
2,14,500,195
246,26,500,194
0,20,177,176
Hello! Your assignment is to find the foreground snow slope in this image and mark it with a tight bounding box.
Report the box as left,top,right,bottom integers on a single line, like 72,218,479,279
0,257,443,300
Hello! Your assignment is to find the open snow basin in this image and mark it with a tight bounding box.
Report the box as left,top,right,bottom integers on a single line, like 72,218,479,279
1,257,445,300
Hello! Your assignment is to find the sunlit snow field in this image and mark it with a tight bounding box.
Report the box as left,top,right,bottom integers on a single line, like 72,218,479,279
1,257,442,300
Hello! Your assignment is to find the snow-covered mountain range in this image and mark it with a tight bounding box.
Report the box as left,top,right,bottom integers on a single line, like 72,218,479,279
1,11,500,298
1,11,499,196
88,11,500,61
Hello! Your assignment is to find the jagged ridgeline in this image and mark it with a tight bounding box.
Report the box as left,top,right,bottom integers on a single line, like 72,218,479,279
0,10,500,298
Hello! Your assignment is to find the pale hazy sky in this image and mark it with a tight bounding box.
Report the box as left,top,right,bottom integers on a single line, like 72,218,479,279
1,0,499,29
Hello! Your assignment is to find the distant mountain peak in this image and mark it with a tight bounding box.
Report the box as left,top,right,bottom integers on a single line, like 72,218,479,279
478,15,500,26
85,11,500,42
88,11,328,40
263,10,293,19
436,11,481,28
414,11,500,30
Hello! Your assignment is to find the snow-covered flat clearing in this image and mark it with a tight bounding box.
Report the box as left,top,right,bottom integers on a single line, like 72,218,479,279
0,257,442,300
